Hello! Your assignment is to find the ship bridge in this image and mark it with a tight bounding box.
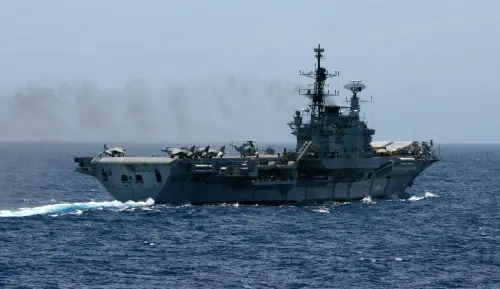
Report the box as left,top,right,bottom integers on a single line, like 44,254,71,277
288,45,376,159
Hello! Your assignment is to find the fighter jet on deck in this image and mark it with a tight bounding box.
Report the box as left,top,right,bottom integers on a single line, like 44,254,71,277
161,146,196,158
100,144,126,157
205,145,226,158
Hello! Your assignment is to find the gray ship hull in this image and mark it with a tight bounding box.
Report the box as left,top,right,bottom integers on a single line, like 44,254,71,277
74,155,438,205
143,160,434,205
155,174,413,205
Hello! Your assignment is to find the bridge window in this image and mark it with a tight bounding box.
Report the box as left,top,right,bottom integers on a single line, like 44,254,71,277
121,174,128,183
135,175,143,183
155,171,162,183
366,171,374,179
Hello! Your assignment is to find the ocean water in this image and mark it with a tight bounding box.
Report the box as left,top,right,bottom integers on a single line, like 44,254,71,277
0,143,499,288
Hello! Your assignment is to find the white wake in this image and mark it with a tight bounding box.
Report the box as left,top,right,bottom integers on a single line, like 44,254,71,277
407,191,438,201
0,198,155,218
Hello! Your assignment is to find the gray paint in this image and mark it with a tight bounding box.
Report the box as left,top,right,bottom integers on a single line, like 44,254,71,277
72,45,440,205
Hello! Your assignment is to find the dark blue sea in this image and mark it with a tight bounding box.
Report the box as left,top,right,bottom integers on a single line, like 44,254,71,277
0,143,499,288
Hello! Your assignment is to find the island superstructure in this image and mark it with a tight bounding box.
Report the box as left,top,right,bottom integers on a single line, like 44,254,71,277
73,45,440,205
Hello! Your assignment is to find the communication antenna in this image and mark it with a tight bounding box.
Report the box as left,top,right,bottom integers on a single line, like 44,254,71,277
298,44,340,120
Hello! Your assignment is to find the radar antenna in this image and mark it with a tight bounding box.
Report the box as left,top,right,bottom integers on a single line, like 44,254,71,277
343,80,366,95
298,44,340,121
343,80,372,113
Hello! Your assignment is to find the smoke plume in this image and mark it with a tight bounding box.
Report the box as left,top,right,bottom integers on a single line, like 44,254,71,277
0,77,305,143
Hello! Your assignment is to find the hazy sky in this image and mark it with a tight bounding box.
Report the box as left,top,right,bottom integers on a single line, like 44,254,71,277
0,0,498,144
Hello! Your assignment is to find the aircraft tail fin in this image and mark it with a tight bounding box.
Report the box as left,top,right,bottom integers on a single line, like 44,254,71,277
219,145,226,153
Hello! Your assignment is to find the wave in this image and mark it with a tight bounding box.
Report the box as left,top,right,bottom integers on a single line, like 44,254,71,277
407,191,438,201
0,198,155,218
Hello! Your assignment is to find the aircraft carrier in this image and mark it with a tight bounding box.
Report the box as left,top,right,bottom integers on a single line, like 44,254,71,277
73,45,440,205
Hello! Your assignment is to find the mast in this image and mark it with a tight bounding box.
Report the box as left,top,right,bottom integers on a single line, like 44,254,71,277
298,44,339,122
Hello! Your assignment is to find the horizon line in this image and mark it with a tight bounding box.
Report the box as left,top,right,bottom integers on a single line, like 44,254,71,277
0,140,500,145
